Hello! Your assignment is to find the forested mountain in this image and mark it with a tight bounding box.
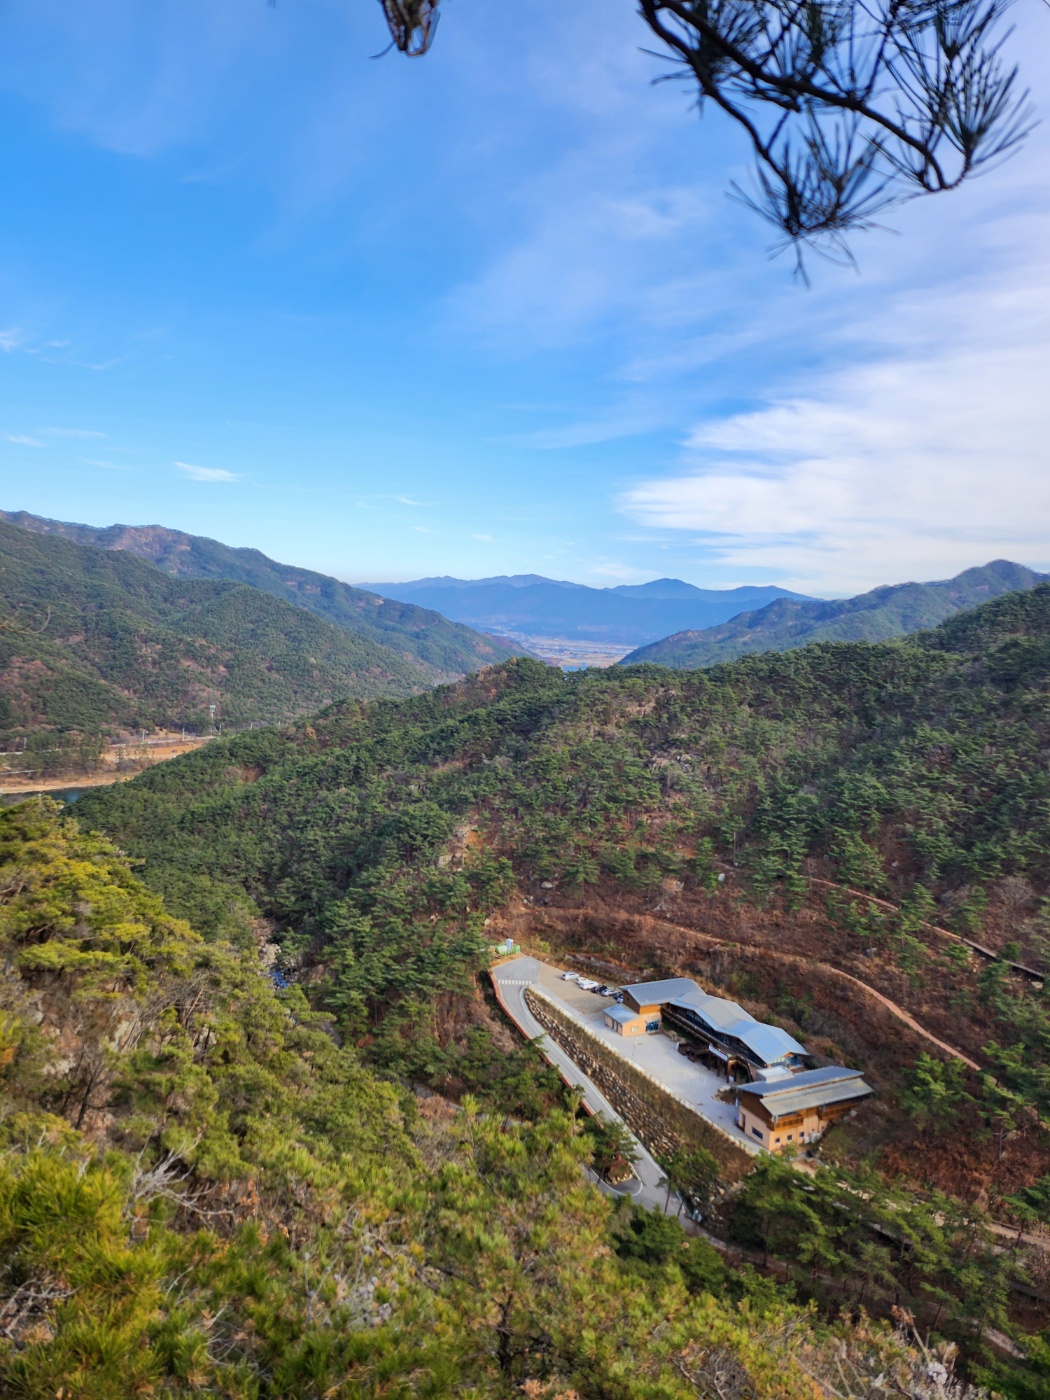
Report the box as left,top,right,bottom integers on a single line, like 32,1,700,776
622,560,1048,667
360,572,811,645
70,586,1050,1385
11,585,1046,1388
1,800,992,1399
0,521,433,760
1,510,520,681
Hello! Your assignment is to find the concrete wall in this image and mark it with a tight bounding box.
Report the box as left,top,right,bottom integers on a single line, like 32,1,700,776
525,988,751,1180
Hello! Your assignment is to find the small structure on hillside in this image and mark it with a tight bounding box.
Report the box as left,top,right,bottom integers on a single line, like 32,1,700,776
603,1003,662,1037
736,1067,874,1150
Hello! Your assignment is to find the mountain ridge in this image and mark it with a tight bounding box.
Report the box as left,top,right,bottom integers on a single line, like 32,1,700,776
358,573,813,646
0,521,435,762
620,559,1049,667
0,510,522,681
68,583,1050,1392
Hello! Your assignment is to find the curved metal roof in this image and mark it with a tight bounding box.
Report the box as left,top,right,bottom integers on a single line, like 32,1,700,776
620,978,703,1005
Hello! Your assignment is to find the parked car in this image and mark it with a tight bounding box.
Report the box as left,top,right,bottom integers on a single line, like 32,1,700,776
612,992,625,1003
595,985,611,996
577,978,599,991
561,970,581,982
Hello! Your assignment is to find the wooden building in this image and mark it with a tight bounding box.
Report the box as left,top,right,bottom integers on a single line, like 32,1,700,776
736,1067,873,1151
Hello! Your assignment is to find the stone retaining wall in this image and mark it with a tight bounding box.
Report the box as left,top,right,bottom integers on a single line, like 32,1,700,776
524,988,751,1181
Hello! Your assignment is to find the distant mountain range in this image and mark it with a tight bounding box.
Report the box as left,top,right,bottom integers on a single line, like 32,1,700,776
359,574,812,647
621,560,1050,668
1,511,521,683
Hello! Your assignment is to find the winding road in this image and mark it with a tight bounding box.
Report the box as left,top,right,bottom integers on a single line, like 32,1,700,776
490,956,679,1214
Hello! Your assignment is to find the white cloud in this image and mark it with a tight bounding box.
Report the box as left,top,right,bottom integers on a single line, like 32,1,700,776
620,232,1050,594
0,328,25,352
586,561,648,581
4,434,44,447
505,412,660,450
175,460,240,483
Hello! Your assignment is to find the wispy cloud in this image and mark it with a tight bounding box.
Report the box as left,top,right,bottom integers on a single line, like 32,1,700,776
43,427,107,438
505,413,660,450
4,433,44,447
586,561,648,581
175,460,240,483
84,457,129,471
620,230,1050,593
0,328,26,352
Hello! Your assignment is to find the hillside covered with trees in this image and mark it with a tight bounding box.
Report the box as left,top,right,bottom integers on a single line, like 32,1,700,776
1,511,521,682
0,520,439,771
70,584,1050,1387
623,562,1048,669
0,799,987,1399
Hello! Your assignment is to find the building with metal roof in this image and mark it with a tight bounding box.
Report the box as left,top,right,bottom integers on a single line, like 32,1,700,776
736,1066,873,1151
745,1067,863,1099
617,978,808,1071
663,992,807,1071
620,978,703,1014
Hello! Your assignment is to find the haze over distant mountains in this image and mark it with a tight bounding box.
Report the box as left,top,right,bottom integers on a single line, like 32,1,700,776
621,560,1050,668
359,575,813,647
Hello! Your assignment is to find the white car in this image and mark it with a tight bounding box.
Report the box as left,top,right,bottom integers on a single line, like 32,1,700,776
561,970,581,982
576,978,600,991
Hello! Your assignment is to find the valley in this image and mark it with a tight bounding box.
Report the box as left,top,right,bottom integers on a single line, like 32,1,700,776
4,2,1044,1390
4,567,1050,1395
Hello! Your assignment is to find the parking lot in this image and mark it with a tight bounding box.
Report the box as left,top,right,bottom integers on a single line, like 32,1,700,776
498,957,761,1155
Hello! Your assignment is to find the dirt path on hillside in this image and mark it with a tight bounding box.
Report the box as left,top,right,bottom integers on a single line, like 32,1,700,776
807,876,1044,983
505,904,982,1071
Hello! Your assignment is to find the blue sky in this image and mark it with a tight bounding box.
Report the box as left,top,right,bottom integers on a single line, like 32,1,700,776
1,0,1048,596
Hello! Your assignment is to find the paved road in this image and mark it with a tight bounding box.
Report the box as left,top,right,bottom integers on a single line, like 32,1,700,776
499,956,761,1156
491,956,678,1214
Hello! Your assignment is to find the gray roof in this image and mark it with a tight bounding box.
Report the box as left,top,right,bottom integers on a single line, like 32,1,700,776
744,1066,863,1098
621,978,701,1005
626,980,809,1066
673,993,751,1031
732,1022,807,1063
604,1004,641,1025
740,1067,873,1120
667,994,805,1063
